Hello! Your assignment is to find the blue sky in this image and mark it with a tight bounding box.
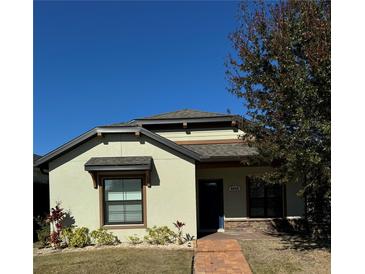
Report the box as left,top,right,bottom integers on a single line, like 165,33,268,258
34,1,246,155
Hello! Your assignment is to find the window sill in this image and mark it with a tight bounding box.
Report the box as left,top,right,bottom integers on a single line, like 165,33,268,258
102,224,146,229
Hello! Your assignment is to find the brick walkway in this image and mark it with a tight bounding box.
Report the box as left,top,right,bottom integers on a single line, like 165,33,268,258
194,237,252,274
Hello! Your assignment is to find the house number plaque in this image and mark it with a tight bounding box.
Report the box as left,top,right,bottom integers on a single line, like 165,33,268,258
229,185,240,192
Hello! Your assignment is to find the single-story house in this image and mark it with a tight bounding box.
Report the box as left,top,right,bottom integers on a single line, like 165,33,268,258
34,109,304,240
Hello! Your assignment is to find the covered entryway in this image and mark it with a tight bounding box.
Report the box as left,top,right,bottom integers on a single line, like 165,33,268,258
198,179,224,232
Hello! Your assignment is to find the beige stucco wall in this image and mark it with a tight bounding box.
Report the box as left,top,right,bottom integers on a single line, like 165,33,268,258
49,133,196,242
154,128,245,142
196,167,304,221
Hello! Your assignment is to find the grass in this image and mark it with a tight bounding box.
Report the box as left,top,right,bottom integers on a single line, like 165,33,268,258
34,248,193,274
239,233,330,274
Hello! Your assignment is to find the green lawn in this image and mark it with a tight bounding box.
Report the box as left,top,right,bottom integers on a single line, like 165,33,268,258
34,248,193,274
239,234,330,274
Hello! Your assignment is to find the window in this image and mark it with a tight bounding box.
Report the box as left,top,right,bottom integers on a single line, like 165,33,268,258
103,178,144,225
247,177,284,218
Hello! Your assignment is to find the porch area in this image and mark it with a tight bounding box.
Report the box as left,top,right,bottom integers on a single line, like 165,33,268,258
195,164,305,235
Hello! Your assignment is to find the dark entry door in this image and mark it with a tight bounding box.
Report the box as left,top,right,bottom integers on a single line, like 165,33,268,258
198,180,223,230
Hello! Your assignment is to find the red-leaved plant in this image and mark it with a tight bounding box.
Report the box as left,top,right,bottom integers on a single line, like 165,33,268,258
46,202,65,248
173,220,185,245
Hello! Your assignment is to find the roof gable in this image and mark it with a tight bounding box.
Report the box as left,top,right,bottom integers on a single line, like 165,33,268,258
34,127,201,168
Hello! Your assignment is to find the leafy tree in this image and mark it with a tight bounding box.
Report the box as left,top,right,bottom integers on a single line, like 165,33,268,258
227,0,330,238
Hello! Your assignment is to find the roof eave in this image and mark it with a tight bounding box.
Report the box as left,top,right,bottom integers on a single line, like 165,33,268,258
132,116,237,125
199,156,253,162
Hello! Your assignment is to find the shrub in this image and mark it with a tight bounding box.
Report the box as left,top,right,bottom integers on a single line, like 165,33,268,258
90,228,118,246
34,216,50,248
173,220,186,245
62,227,91,248
61,227,74,246
36,225,50,247
183,233,195,242
128,234,143,245
144,226,176,245
46,202,66,248
183,233,195,247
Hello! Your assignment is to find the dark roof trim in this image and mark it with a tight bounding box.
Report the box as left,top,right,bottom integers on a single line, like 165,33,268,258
34,128,99,167
198,156,251,162
85,165,151,172
130,116,238,125
34,127,201,167
134,115,236,123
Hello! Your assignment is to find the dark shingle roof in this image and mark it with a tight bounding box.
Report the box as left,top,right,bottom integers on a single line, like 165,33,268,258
85,156,152,167
110,109,238,126
137,109,233,120
181,143,258,160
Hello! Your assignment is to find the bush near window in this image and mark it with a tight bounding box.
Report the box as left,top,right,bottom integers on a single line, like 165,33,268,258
128,221,195,246
144,226,177,245
61,227,90,248
90,228,119,246
127,235,143,245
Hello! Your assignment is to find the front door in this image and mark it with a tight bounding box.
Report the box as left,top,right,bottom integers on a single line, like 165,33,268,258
198,180,223,231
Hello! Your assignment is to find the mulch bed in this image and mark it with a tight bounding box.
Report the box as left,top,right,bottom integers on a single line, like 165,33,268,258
34,241,194,256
